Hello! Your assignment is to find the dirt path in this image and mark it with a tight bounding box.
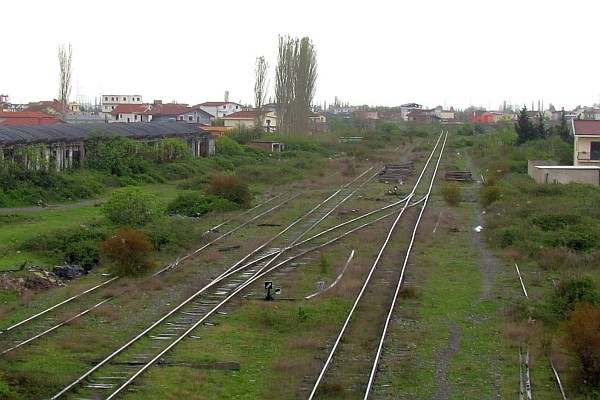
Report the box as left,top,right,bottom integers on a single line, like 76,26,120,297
0,199,104,214
434,323,462,400
433,152,501,399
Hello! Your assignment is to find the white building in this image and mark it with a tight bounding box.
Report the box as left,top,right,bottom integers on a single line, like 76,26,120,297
198,101,244,119
101,94,144,115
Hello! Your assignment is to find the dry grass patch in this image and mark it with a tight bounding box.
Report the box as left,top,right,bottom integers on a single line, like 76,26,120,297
502,321,541,344
141,276,164,292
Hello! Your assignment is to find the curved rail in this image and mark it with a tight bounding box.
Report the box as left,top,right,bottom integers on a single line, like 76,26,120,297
50,163,382,398
307,131,447,399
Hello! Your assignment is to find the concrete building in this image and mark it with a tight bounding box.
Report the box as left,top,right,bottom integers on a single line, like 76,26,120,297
528,160,599,186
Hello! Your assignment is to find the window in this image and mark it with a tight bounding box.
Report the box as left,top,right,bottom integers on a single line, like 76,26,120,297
188,116,193,121
112,106,115,109
137,97,140,101
591,142,600,160
104,97,108,101
111,97,115,101
222,105,226,109
179,116,183,121
123,97,126,101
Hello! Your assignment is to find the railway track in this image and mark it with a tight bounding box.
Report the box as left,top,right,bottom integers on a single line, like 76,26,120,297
0,194,291,355
307,130,448,399
46,160,411,399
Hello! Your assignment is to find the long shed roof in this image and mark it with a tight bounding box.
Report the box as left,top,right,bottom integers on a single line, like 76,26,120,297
0,122,210,145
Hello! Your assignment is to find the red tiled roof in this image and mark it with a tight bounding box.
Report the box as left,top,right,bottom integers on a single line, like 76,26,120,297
573,120,600,136
142,103,191,116
25,101,62,113
109,104,151,115
0,111,63,125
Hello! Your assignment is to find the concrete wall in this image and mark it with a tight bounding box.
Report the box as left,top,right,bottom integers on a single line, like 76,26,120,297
528,160,558,182
532,166,599,186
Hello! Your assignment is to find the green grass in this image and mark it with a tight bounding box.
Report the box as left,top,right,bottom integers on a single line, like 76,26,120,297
0,205,103,271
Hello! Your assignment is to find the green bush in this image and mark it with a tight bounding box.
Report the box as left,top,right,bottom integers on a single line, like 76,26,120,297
141,217,197,253
165,192,239,217
19,224,112,265
480,185,501,207
550,277,600,320
102,188,163,227
441,182,462,206
532,214,581,231
215,136,245,156
207,174,252,207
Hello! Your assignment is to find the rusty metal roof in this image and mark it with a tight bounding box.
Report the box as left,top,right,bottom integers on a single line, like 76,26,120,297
0,122,210,145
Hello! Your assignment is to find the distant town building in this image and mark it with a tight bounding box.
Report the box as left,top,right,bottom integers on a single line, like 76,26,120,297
101,94,144,117
572,119,600,168
0,111,63,125
198,102,244,119
400,103,422,121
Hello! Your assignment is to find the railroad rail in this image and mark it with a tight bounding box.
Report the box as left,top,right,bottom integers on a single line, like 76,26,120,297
307,130,448,399
0,194,290,355
48,162,401,398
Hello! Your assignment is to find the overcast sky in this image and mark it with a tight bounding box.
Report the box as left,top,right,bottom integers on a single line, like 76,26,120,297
3,0,599,111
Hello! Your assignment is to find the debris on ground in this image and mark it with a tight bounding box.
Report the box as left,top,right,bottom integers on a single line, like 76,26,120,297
52,264,85,280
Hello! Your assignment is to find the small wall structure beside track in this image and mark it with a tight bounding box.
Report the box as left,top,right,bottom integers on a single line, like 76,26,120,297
0,122,214,171
528,160,599,186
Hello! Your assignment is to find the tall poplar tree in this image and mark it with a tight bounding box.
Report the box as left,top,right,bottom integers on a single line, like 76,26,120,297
58,43,73,119
275,35,317,134
254,56,269,129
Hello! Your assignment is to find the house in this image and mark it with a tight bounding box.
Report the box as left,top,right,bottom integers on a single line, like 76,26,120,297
407,109,438,123
222,111,278,131
101,94,144,118
400,103,422,121
141,103,213,125
0,122,214,172
572,119,600,167
0,111,63,125
354,111,378,120
470,110,494,123
198,101,244,119
110,104,152,123
582,108,600,120
25,100,63,116
433,107,457,123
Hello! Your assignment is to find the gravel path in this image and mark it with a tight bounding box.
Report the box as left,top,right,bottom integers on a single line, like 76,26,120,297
0,199,104,214
434,323,462,400
433,152,501,399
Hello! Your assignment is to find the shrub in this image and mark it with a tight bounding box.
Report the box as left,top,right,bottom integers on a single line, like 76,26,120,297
441,182,462,206
101,188,163,227
550,277,600,320
19,224,112,265
480,185,501,207
532,214,581,231
215,136,245,156
561,302,600,392
165,192,239,217
207,174,252,207
99,228,154,277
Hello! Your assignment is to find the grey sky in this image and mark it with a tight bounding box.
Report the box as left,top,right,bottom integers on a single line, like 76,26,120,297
3,0,599,111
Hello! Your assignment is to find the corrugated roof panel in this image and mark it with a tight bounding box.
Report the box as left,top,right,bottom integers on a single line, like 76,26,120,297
0,122,209,145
